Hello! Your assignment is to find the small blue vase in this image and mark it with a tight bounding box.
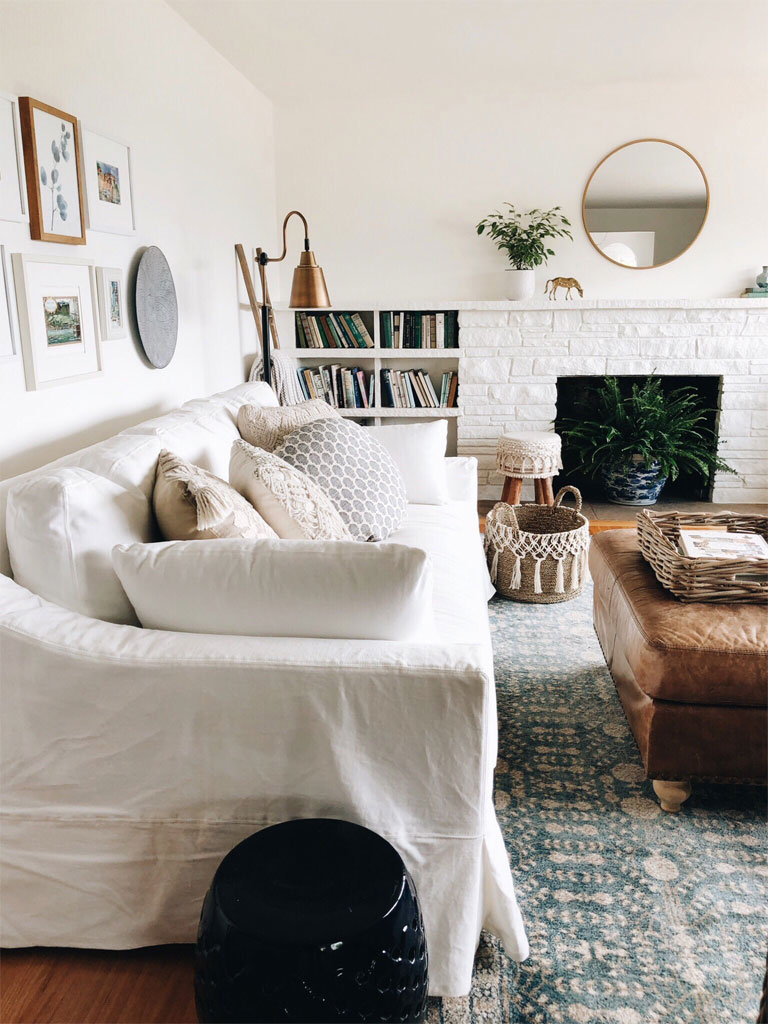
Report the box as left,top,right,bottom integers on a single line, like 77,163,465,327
756,266,768,290
601,459,667,506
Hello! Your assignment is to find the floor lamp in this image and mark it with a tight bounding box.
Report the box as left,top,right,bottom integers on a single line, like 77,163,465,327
236,211,331,386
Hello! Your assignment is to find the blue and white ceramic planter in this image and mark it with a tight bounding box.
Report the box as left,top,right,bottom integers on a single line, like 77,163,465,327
601,458,667,506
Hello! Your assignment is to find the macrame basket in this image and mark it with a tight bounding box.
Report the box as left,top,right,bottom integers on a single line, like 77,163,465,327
485,486,590,604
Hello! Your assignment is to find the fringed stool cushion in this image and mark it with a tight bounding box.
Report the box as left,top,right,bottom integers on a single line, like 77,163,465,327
496,431,563,479
484,486,589,604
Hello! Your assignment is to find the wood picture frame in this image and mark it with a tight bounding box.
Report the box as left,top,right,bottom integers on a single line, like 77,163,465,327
18,96,86,244
12,253,102,390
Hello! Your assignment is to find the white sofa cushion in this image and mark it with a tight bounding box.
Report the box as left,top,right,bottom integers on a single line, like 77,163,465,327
273,418,407,541
113,538,434,640
365,421,449,505
6,467,154,624
230,439,352,541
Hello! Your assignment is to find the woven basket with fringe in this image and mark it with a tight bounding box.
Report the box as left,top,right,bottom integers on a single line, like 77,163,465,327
484,486,590,604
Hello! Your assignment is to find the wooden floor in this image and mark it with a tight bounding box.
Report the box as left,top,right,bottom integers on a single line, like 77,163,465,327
3,499,765,1024
0,946,196,1024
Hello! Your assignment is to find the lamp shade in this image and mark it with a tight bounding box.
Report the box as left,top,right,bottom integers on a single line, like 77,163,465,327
289,250,331,308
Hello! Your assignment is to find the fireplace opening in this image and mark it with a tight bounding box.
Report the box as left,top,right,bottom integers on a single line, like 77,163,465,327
554,376,722,502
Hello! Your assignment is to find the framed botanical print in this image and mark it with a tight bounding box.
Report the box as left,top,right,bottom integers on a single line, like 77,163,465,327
12,254,101,390
18,96,86,244
0,93,27,223
1,246,19,360
96,266,127,340
81,129,135,234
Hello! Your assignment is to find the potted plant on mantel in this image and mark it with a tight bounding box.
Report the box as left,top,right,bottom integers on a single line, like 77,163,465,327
559,376,736,505
476,204,573,300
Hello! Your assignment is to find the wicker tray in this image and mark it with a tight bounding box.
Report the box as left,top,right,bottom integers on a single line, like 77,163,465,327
637,510,768,603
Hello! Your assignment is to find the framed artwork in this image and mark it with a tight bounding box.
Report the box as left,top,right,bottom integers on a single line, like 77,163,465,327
81,129,135,234
12,253,101,390
96,266,127,340
0,93,27,223
1,246,19,360
18,96,86,244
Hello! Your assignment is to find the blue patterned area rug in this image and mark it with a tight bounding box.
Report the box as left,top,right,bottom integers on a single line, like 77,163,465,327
428,584,767,1024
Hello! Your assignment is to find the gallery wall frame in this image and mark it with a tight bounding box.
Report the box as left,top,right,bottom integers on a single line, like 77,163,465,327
1,245,19,360
18,96,87,245
0,92,28,223
12,253,102,390
81,128,136,235
96,266,127,340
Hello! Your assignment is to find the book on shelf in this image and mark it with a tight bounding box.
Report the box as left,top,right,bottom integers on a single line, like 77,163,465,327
296,364,376,410
295,312,374,349
741,289,768,298
378,368,458,409
678,530,768,560
379,311,459,349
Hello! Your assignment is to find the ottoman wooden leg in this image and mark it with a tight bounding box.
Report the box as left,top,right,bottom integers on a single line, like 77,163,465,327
501,477,523,505
652,779,692,813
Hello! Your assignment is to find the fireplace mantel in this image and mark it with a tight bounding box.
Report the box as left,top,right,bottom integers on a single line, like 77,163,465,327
455,299,768,503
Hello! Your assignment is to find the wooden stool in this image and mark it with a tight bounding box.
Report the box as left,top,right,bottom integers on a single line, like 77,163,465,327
496,431,562,507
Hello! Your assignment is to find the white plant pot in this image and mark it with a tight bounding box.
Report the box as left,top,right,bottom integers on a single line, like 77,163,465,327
505,268,536,301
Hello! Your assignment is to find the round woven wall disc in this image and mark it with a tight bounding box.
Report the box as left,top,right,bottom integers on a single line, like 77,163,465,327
135,246,178,368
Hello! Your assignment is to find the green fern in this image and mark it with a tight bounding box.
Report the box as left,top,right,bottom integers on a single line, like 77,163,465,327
559,375,737,482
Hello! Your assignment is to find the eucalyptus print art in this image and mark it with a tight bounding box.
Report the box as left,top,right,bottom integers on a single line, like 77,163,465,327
39,120,72,230
19,97,85,243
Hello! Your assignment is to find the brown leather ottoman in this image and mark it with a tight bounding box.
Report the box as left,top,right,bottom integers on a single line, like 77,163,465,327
590,530,768,812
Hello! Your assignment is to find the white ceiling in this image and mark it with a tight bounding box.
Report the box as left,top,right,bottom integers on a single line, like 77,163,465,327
167,0,768,103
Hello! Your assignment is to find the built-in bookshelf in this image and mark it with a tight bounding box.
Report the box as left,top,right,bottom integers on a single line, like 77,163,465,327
273,306,462,450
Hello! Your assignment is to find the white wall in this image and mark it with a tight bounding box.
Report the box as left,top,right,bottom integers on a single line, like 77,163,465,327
273,77,768,305
0,0,276,479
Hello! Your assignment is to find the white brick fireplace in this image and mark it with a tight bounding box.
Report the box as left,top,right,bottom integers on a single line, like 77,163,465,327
456,299,768,503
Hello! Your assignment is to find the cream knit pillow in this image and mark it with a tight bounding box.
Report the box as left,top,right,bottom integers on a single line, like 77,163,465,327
153,450,276,541
229,439,353,541
237,398,339,453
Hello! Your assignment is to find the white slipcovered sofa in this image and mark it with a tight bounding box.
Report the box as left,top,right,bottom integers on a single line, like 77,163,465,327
0,382,528,996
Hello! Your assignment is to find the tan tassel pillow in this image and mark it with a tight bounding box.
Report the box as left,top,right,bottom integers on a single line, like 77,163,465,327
153,450,276,541
237,398,339,453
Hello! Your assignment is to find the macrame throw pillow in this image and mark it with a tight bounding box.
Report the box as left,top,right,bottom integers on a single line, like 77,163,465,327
153,449,276,542
229,439,353,541
273,418,407,542
237,398,340,454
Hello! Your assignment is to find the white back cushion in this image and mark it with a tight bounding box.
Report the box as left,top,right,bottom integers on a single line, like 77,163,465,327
7,467,155,623
365,420,449,505
113,538,434,641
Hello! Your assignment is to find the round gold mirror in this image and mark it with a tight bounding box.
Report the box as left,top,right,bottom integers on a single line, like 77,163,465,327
582,139,709,269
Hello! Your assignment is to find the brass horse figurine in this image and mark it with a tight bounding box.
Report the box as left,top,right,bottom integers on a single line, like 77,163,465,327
545,277,583,300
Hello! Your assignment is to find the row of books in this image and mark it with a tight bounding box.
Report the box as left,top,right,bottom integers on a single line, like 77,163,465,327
381,369,458,409
295,366,459,410
297,365,375,408
379,311,459,348
295,312,374,349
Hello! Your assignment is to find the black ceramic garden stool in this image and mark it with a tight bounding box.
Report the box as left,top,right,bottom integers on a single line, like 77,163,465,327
194,818,428,1024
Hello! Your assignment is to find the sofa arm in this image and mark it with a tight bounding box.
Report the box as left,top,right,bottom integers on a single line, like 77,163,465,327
444,457,478,505
0,574,493,839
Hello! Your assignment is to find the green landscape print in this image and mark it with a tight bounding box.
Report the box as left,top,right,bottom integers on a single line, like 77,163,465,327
43,296,81,346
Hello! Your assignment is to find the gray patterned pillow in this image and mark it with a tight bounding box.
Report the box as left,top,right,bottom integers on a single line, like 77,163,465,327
274,418,407,541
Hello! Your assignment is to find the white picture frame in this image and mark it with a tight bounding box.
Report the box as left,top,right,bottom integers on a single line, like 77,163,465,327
80,128,135,235
12,253,102,390
96,266,127,340
0,245,19,359
0,92,27,223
